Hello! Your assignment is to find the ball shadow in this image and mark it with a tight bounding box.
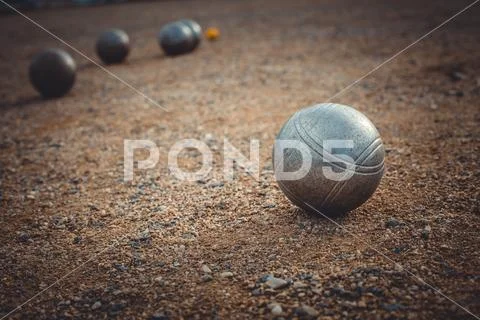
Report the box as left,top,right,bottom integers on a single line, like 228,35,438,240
295,206,349,225
0,96,44,111
77,52,167,71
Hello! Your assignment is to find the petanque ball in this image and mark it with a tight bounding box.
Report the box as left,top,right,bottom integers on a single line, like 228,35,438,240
273,103,385,216
179,19,202,47
29,48,76,98
158,22,196,56
96,29,130,64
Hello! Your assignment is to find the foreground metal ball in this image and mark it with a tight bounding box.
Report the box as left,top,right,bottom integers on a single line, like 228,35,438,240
273,103,385,216
96,29,130,64
179,19,202,47
29,48,76,98
158,22,196,56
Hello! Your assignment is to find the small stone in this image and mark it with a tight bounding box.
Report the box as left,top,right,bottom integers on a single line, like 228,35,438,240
108,303,125,316
267,254,277,261
269,303,283,315
57,300,70,307
385,218,401,228
446,89,464,97
449,71,466,81
209,182,224,188
251,288,262,296
265,277,289,290
382,303,405,312
18,232,30,243
201,265,212,273
422,225,431,239
258,274,273,283
293,281,308,289
220,271,234,278
151,312,168,320
201,274,213,282
91,301,102,310
297,305,318,317
262,203,276,209
312,288,322,295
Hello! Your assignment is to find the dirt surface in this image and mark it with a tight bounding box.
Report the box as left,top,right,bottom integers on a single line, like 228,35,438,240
0,0,479,319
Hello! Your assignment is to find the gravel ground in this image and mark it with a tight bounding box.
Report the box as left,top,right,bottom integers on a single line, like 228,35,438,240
0,0,479,319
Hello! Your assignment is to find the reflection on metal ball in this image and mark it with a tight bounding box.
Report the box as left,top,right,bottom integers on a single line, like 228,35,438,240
273,103,385,216
96,29,130,64
29,48,76,98
179,19,202,47
158,22,196,56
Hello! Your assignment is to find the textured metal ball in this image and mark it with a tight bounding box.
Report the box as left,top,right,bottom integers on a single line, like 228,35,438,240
29,48,76,98
158,22,196,56
273,103,385,216
96,29,130,64
179,19,202,47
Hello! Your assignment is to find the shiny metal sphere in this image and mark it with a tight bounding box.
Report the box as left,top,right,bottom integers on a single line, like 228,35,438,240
158,22,195,56
29,48,76,98
273,103,385,216
179,19,202,47
96,29,130,64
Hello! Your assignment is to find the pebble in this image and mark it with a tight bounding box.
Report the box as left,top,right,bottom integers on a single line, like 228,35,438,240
265,277,289,290
91,301,102,310
382,303,405,312
449,71,466,81
269,303,283,315
297,305,318,317
17,232,30,243
220,271,234,278
446,89,464,97
209,182,224,188
57,300,70,307
385,217,401,228
262,203,276,209
293,281,308,289
267,254,277,261
251,288,262,296
151,312,169,320
201,274,213,282
422,225,432,239
201,265,212,273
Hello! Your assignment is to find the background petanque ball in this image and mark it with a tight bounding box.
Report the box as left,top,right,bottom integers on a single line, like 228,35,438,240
96,29,130,64
273,103,385,216
179,19,202,47
158,22,196,56
29,48,76,98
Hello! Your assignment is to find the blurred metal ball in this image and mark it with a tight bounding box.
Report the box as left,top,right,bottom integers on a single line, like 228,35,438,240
179,19,202,47
29,48,76,98
158,22,196,56
273,103,385,216
96,29,130,64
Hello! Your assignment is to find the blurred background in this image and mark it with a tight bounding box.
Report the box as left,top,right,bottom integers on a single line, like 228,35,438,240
1,0,131,11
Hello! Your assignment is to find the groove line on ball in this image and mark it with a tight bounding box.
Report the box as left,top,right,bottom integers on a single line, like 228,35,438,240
324,137,386,206
293,112,384,171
